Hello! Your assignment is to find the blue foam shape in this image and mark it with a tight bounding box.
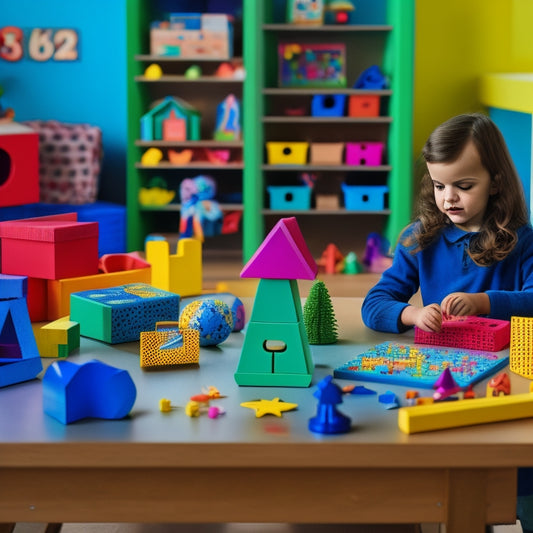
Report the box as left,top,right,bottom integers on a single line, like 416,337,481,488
0,274,27,299
349,385,377,395
180,292,245,331
43,359,136,424
333,341,509,389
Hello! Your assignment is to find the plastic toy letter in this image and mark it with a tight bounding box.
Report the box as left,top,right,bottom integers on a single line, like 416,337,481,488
43,359,136,424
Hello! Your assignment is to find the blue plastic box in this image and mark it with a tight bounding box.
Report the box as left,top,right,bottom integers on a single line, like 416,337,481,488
342,185,388,211
268,186,311,210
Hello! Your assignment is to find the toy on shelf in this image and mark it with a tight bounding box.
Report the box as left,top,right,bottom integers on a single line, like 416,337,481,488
150,13,233,59
0,84,15,123
0,274,43,387
432,367,462,401
140,323,200,368
241,397,298,418
138,177,176,206
144,63,163,79
334,341,509,389
141,147,164,166
42,359,136,425
70,283,180,344
354,65,388,90
179,175,223,240
179,299,233,347
303,280,338,344
140,96,201,142
287,0,325,26
415,316,510,352
146,236,202,297
309,375,351,434
214,94,241,141
278,43,346,88
235,217,317,387
326,0,355,24
184,65,202,79
362,232,393,273
342,251,363,274
398,382,533,434
215,61,245,80
510,316,533,379
317,243,344,274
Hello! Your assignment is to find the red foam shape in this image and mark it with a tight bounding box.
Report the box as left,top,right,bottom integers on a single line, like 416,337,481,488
98,253,150,274
240,217,317,280
0,124,39,207
0,213,99,280
415,316,510,352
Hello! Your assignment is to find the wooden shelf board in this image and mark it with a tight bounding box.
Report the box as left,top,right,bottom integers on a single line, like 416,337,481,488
140,203,243,212
262,24,393,32
135,75,244,83
263,88,392,96
261,209,391,215
136,163,244,170
262,116,392,124
262,165,391,172
135,140,244,148
135,55,243,62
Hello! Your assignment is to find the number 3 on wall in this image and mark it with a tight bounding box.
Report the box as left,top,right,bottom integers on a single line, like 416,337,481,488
29,28,79,61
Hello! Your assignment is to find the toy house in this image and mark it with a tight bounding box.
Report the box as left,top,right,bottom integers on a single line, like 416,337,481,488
235,217,317,387
140,96,201,142
0,122,39,207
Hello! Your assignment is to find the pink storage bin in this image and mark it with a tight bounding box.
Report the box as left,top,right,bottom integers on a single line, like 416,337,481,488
345,142,384,166
414,316,510,352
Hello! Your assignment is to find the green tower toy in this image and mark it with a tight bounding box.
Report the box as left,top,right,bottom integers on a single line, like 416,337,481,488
234,217,318,387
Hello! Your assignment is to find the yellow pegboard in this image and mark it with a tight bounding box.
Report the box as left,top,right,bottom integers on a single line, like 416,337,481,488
140,325,200,368
510,316,533,379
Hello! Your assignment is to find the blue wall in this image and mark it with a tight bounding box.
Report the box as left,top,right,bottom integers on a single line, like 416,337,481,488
1,0,128,204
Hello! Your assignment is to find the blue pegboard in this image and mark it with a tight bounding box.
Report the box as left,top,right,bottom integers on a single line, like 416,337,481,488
333,341,509,389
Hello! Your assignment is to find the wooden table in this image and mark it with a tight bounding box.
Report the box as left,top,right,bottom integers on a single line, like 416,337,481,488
0,298,531,533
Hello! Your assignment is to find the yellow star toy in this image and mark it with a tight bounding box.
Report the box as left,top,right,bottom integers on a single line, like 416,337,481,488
240,397,298,418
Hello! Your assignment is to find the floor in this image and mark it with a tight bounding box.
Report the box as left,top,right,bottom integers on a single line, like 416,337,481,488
7,250,524,533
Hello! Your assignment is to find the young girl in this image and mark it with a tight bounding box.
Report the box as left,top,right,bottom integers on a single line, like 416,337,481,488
361,112,533,532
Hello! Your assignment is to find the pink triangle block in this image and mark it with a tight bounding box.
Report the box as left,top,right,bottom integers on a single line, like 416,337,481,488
241,217,318,280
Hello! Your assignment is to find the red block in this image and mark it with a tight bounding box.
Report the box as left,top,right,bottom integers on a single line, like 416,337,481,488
27,277,48,322
0,123,39,207
0,213,99,280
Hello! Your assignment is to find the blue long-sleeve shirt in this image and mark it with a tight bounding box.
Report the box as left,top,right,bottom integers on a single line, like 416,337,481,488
362,223,533,334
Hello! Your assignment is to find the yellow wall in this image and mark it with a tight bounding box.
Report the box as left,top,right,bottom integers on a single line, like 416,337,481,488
413,0,533,156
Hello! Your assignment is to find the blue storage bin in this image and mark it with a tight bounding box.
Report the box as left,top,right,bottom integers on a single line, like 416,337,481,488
311,94,346,117
342,185,388,211
268,186,311,210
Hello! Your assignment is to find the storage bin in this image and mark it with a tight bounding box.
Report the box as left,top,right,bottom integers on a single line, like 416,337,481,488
268,186,311,210
348,95,380,117
310,143,344,165
266,142,309,165
342,185,388,211
23,120,102,204
345,142,385,166
311,94,346,117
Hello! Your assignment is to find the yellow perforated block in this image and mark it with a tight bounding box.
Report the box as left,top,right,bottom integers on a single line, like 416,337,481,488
510,316,533,379
146,238,202,297
47,267,151,321
140,327,200,368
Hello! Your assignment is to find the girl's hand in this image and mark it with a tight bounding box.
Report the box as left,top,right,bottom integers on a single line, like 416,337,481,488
401,303,443,332
440,292,491,318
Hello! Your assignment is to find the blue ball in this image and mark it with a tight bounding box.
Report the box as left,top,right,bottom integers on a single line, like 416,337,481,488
179,299,233,346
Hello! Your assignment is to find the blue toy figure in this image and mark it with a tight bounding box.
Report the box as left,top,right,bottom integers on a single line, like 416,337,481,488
309,375,351,434
214,94,241,141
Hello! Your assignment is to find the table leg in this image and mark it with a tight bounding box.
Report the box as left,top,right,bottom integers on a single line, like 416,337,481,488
45,524,63,533
0,525,15,533
446,469,487,533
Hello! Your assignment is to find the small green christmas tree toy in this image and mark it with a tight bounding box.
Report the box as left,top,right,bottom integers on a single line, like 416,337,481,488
303,280,338,344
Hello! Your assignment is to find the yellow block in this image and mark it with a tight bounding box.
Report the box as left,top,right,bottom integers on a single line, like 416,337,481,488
33,316,79,358
398,388,533,434
146,238,202,297
47,267,151,321
479,73,533,114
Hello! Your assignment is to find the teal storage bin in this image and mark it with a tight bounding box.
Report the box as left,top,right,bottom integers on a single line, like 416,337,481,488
342,185,388,211
268,186,311,210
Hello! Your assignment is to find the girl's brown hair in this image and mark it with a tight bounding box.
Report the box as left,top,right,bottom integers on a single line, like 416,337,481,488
404,113,529,265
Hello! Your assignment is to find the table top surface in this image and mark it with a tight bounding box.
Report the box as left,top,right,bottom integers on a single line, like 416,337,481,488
2,297,533,469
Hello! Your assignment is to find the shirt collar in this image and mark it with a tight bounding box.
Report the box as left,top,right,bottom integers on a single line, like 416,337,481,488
442,224,475,243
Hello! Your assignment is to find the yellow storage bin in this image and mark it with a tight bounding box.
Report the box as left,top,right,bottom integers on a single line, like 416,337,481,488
266,142,309,165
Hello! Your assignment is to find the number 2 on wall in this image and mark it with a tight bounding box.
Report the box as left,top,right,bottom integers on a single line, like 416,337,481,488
28,28,79,61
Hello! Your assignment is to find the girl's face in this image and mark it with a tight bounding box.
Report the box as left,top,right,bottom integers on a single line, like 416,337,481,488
426,140,498,232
